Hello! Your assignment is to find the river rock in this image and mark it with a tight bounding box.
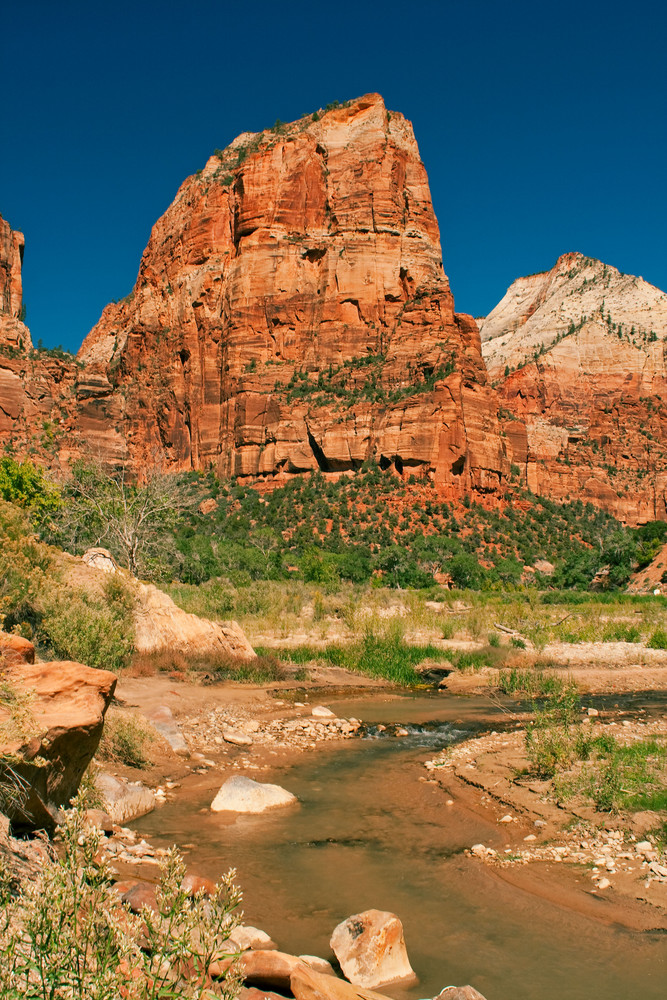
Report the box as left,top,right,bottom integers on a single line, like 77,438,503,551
240,949,304,988
311,706,336,719
291,964,395,1000
211,776,297,813
223,729,254,747
83,808,114,833
97,772,156,824
330,909,416,988
121,881,159,913
299,957,336,975
230,925,278,951
434,988,489,1000
182,873,218,897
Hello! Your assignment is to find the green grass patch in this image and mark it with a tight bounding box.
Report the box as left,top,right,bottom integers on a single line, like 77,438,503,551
498,667,571,699
269,634,450,685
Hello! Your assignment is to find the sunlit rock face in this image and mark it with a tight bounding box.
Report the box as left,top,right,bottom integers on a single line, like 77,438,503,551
482,253,667,524
75,93,508,494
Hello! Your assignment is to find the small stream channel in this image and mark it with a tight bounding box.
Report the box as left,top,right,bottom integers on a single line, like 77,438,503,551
136,693,667,1000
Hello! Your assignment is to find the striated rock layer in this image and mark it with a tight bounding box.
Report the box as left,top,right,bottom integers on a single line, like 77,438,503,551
0,96,509,496
481,253,667,523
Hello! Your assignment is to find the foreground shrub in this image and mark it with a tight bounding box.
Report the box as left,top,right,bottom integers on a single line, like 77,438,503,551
0,802,242,999
39,577,135,672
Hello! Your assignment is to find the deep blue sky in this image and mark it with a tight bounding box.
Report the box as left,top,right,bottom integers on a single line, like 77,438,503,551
3,1,666,352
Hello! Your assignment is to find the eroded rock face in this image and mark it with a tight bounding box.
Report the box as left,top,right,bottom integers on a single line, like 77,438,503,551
0,214,30,350
0,659,116,831
0,97,507,497
330,909,415,988
482,253,667,523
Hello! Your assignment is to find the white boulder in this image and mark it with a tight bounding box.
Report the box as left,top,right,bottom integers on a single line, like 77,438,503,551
211,776,297,813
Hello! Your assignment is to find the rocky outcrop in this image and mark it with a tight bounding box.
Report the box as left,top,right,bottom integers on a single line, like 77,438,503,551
0,646,116,831
0,97,508,498
482,253,667,523
65,548,256,661
0,214,81,458
0,214,30,351
133,582,255,660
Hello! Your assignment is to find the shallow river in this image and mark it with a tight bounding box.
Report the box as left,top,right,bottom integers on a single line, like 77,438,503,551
136,693,667,1000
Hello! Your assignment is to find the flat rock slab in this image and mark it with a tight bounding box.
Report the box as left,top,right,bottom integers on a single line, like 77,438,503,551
211,776,297,813
311,706,336,718
331,909,416,988
145,705,189,755
223,729,254,746
291,964,395,1000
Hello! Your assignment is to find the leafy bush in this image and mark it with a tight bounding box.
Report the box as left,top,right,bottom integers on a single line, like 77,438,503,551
0,456,61,523
647,628,667,650
40,578,135,673
98,710,156,768
0,803,242,999
0,500,52,633
525,688,589,778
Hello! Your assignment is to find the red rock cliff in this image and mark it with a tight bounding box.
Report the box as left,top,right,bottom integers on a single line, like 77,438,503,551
74,94,508,493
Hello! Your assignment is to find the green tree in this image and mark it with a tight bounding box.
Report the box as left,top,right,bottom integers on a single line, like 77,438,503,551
0,456,61,522
52,462,200,577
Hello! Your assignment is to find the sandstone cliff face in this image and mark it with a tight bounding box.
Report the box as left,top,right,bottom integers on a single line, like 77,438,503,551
74,94,508,494
482,253,667,523
0,213,83,460
0,214,31,351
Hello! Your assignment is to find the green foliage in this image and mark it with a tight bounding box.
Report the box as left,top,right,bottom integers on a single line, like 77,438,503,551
0,500,51,632
0,456,61,523
98,710,155,768
498,668,570,699
525,687,589,778
647,627,667,649
273,623,449,686
0,802,242,999
39,577,135,673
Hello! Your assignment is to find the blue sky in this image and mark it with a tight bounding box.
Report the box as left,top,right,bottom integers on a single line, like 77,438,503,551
3,1,666,352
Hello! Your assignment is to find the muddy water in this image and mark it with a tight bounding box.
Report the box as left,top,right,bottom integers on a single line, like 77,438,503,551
136,694,667,1000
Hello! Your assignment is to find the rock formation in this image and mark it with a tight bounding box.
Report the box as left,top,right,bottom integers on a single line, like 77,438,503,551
0,97,509,497
481,253,667,523
0,213,81,459
0,633,116,831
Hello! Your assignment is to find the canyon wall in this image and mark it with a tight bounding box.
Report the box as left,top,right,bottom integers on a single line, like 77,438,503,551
482,253,667,522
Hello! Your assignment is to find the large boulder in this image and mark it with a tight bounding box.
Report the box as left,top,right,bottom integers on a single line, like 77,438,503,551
330,909,415,988
240,950,305,989
0,631,35,666
0,659,116,831
133,582,255,661
211,776,297,814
